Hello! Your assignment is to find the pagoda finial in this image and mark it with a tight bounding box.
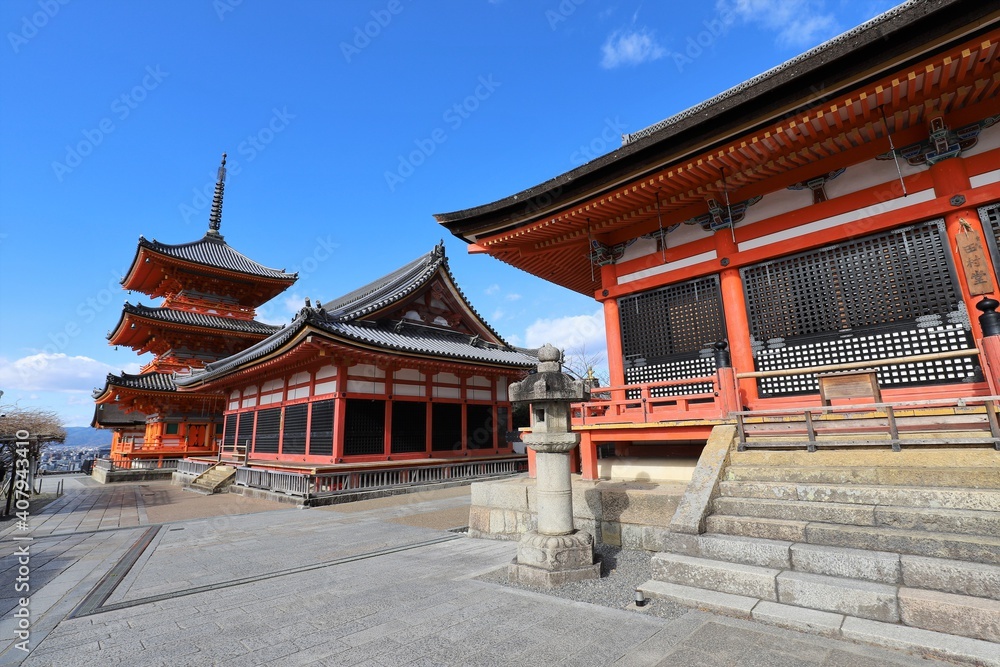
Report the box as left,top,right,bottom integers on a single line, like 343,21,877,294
207,153,227,238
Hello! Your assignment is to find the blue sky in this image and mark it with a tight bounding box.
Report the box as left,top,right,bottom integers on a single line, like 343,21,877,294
0,0,898,426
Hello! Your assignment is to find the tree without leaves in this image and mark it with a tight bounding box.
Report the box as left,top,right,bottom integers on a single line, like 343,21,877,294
1,404,65,500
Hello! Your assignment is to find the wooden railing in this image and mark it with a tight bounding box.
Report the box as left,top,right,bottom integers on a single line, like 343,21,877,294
176,460,214,476
234,458,528,501
735,396,1000,452
572,372,735,425
95,458,182,471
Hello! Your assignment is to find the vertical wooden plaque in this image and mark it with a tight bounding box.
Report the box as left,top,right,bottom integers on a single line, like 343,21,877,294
956,231,995,296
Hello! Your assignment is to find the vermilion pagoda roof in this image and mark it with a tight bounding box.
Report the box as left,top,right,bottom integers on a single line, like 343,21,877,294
175,244,536,388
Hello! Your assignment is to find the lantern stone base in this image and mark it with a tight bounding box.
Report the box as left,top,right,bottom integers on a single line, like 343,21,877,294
507,530,600,587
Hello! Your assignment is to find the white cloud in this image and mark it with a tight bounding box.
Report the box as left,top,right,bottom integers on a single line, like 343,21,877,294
505,293,522,301
600,28,666,69
718,0,839,49
523,309,606,352
491,308,506,322
0,354,141,393
256,292,309,325
485,284,501,295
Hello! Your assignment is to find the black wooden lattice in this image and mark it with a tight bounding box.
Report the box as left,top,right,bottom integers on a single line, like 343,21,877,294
618,275,725,395
237,412,254,450
222,415,236,448
308,400,335,456
391,401,426,453
253,408,280,454
344,399,385,456
282,404,308,455
466,405,494,449
740,220,979,397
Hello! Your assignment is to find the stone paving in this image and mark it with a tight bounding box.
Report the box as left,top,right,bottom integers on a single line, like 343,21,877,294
0,476,958,666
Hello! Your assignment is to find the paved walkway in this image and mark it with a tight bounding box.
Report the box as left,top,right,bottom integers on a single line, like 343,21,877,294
0,476,959,666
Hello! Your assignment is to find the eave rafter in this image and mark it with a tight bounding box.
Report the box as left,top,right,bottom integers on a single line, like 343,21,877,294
470,32,1000,294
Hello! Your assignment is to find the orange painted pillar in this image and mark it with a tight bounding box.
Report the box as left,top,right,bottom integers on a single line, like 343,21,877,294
384,400,393,459
931,158,995,341
579,431,599,480
526,446,536,478
332,395,347,462
714,230,758,407
976,298,1000,395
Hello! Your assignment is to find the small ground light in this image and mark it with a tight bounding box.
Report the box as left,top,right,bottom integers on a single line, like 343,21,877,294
634,589,647,607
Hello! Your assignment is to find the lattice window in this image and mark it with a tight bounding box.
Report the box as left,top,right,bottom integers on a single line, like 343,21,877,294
978,203,1000,285
282,404,308,455
741,220,979,397
222,415,236,449
309,400,334,456
344,399,385,456
466,405,494,449
254,408,280,454
391,401,426,453
236,412,254,449
619,275,725,394
431,403,463,451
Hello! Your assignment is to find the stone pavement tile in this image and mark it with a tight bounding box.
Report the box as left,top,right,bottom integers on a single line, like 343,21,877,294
611,611,713,667
733,646,826,667
655,646,729,667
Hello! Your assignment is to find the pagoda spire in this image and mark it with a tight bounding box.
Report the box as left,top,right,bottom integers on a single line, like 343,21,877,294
207,153,227,238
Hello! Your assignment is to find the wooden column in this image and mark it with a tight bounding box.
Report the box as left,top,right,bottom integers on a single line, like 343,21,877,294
579,431,599,481
600,264,626,388
332,363,348,461
714,230,758,407
932,158,996,342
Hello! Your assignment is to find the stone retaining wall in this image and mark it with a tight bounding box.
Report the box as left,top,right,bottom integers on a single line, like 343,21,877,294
468,476,687,551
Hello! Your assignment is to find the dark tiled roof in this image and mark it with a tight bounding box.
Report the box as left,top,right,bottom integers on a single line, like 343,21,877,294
91,402,148,428
323,244,445,320
96,371,178,396
115,303,281,337
176,245,536,388
137,234,296,281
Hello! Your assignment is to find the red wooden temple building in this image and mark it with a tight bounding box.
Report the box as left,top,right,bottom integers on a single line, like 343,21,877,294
173,242,536,468
92,155,296,463
437,0,1000,479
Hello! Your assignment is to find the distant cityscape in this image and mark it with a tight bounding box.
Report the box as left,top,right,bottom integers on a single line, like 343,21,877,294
39,445,110,474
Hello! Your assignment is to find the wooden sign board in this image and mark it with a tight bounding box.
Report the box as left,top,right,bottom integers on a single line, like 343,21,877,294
956,231,995,296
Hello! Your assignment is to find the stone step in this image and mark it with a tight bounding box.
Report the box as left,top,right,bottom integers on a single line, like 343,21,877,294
776,570,899,622
899,587,1000,643
637,579,758,619
713,496,1000,537
806,522,1000,565
706,515,808,542
724,464,1000,489
900,555,1000,601
875,505,1000,537
789,543,901,584
841,617,1000,667
650,552,779,600
717,480,1000,512
713,496,875,526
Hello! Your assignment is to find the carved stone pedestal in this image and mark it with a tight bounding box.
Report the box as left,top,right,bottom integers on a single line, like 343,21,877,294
508,530,601,587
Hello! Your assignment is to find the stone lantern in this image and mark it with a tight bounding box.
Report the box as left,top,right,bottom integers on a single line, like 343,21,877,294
507,343,600,586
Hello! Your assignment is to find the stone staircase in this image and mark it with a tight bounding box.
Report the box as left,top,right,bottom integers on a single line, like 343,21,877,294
641,444,1000,664
187,463,237,494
